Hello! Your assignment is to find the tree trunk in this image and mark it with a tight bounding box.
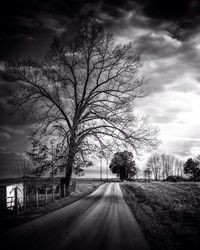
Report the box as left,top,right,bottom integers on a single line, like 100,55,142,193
64,135,76,195
155,171,158,181
64,151,75,195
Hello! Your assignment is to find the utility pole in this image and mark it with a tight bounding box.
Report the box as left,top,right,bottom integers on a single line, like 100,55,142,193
23,157,25,177
100,157,103,181
106,159,108,182
51,141,54,202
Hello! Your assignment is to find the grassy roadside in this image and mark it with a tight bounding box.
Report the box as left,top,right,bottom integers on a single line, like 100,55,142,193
0,180,103,233
120,181,200,250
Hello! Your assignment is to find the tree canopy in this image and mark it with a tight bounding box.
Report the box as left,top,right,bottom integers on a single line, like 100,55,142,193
109,151,136,181
1,18,159,190
184,157,200,180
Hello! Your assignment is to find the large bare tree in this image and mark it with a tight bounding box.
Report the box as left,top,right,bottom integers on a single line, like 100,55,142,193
2,19,159,191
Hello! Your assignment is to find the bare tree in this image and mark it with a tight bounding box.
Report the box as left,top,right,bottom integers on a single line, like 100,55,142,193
146,153,161,181
148,153,184,180
135,164,141,180
143,167,152,181
160,154,176,178
174,158,184,176
2,19,159,191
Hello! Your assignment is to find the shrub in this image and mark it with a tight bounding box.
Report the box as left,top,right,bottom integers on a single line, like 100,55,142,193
164,175,187,182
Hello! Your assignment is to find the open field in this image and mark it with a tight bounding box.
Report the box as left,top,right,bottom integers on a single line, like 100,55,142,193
120,181,200,250
0,179,103,233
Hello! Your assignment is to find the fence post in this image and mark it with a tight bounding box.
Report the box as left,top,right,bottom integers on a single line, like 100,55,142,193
35,187,38,208
45,186,48,205
59,185,61,200
52,185,54,202
23,182,27,210
74,178,77,192
60,178,66,198
64,184,66,197
14,187,18,214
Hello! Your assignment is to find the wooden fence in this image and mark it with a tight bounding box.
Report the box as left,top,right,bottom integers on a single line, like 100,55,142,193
24,179,77,209
0,178,77,213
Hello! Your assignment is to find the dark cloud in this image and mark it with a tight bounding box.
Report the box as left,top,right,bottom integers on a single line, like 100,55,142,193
0,126,28,148
0,0,200,60
99,0,200,30
0,125,29,178
141,0,200,25
0,79,32,126
137,0,188,19
0,151,25,178
97,0,200,41
0,101,30,127
0,131,11,141
121,0,200,40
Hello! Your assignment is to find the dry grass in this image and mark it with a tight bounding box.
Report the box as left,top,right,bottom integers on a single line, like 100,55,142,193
120,181,200,250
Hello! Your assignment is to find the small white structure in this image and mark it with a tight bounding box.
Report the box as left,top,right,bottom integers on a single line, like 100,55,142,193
0,181,24,210
6,183,24,209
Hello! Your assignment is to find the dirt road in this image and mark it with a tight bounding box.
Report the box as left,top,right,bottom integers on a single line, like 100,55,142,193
1,183,149,250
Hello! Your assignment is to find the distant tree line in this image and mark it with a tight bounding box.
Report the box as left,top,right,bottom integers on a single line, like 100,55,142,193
144,153,184,181
108,150,200,182
144,153,200,181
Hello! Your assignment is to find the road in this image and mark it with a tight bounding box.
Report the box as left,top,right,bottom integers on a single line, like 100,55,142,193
2,182,149,250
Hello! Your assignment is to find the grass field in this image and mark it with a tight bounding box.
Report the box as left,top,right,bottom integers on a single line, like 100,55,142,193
120,181,200,250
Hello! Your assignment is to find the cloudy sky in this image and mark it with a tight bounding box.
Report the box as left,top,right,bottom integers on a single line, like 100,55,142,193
1,0,200,178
